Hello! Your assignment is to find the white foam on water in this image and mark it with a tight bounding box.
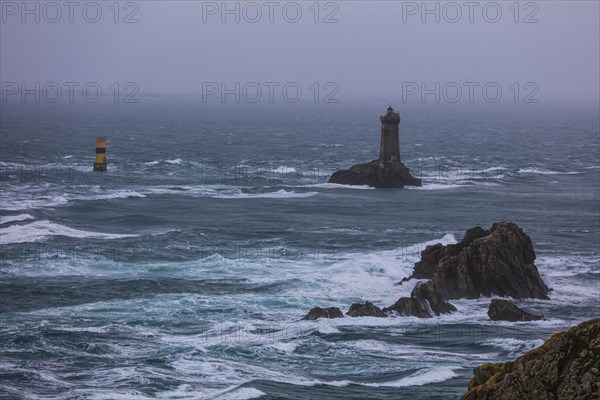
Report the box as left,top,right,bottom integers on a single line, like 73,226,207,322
1,187,146,212
405,183,471,190
87,390,155,400
141,159,183,166
272,166,296,174
345,339,497,362
215,189,318,199
0,193,70,211
379,366,460,387
537,255,599,277
268,342,297,354
0,213,35,224
479,338,545,356
261,366,461,388
0,220,137,244
80,190,146,201
214,387,266,400
544,278,600,305
518,167,582,175
310,233,457,305
154,383,258,400
303,183,374,190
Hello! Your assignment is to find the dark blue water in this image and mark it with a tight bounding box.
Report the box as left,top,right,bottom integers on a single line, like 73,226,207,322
1,99,599,399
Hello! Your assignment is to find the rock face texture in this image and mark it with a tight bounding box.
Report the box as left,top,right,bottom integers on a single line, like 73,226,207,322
413,226,489,279
329,160,422,188
414,222,550,300
302,307,343,320
383,281,457,318
462,319,600,400
346,301,387,317
487,299,544,322
328,107,421,188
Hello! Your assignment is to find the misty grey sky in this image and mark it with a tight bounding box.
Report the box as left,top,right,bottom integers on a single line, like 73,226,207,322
1,1,599,103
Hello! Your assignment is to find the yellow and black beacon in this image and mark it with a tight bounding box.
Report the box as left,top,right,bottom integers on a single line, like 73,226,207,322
93,138,107,172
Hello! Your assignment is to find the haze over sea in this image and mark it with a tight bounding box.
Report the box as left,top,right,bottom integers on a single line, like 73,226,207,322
1,99,599,399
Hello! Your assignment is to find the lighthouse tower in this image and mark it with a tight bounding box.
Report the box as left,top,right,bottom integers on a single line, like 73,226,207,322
379,106,401,165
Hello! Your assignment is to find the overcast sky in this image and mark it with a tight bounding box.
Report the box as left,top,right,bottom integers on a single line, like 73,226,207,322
1,1,599,104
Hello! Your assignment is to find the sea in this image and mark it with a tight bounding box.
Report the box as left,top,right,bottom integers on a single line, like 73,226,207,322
1,98,599,399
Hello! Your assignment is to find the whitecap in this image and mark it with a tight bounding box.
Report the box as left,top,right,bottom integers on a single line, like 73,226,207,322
0,194,69,211
215,387,266,400
304,183,374,190
0,220,137,244
378,366,460,387
272,166,296,174
0,213,34,225
81,190,146,201
518,167,582,175
405,183,470,190
214,190,318,199
268,342,297,354
274,366,461,388
479,338,544,355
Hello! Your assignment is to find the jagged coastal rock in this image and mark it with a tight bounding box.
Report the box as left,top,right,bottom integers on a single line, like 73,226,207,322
346,301,387,317
415,222,550,300
413,226,489,279
329,107,422,188
302,307,343,320
462,319,600,400
302,222,550,320
383,281,457,318
487,299,544,322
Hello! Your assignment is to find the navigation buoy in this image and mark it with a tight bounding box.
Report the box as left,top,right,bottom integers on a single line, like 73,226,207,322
93,138,107,172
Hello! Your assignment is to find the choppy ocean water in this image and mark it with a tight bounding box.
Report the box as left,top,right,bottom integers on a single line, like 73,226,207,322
1,100,599,399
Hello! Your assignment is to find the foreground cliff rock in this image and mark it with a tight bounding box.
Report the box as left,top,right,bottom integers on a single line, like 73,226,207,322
328,106,421,188
414,222,550,300
488,299,544,322
462,319,600,400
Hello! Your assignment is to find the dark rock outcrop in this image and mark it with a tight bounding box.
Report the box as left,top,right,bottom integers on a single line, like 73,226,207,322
394,276,412,286
383,281,457,318
413,226,491,279
302,307,343,320
414,222,550,300
487,299,544,322
413,280,458,315
346,301,387,318
462,319,600,400
413,243,449,279
329,160,422,188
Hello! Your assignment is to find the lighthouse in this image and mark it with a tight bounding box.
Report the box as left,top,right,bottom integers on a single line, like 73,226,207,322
379,106,401,165
328,106,422,188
